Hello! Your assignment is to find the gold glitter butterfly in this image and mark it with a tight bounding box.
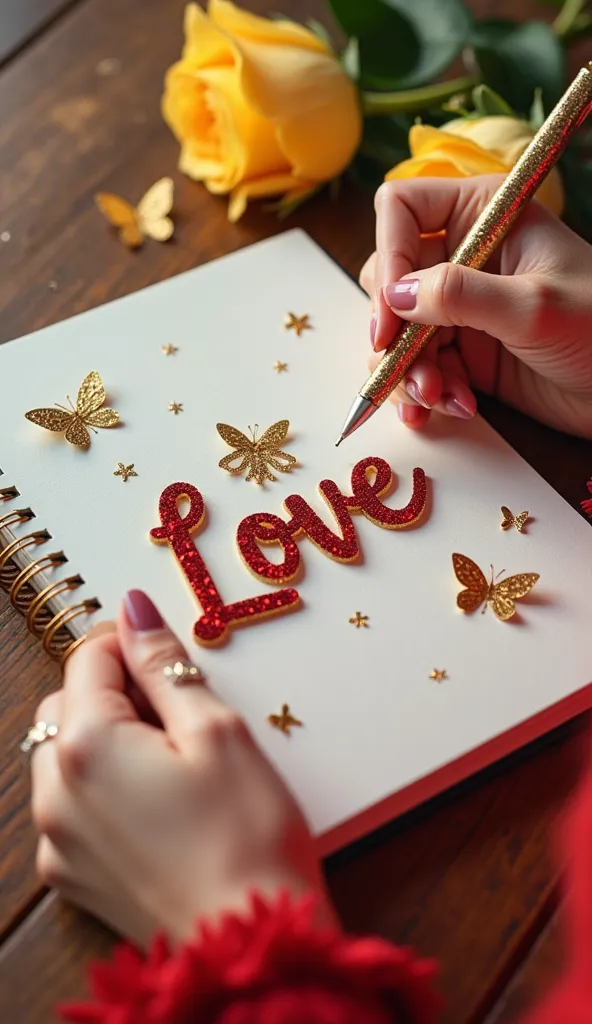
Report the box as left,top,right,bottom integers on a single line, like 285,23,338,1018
25,370,119,449
452,552,539,622
216,419,296,485
500,506,529,532
95,177,174,248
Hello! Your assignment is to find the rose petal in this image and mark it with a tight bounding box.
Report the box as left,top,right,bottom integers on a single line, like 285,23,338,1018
209,0,328,54
233,38,361,180
228,173,308,221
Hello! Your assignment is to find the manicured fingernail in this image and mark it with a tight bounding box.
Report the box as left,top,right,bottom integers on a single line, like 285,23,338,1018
444,395,475,420
385,279,419,311
369,315,377,348
406,379,430,409
124,590,164,631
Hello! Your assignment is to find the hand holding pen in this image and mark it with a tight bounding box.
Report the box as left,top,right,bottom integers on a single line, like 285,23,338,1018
337,63,592,444
358,172,592,439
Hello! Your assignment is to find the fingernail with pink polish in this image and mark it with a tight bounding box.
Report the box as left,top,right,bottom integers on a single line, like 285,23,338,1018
124,590,164,631
370,315,376,348
406,379,430,409
385,279,419,311
444,395,475,420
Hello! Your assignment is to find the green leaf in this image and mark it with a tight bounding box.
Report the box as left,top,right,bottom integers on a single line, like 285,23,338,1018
306,18,333,49
471,20,565,116
326,0,474,90
559,137,592,240
340,37,360,80
529,88,545,131
472,84,515,117
359,115,412,170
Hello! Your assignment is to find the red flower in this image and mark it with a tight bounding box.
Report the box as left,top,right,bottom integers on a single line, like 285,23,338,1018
60,892,441,1024
580,480,592,516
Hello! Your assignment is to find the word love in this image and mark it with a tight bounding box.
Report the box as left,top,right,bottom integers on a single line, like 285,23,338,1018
150,457,427,646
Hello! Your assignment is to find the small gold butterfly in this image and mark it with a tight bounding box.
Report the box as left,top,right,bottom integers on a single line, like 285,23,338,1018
452,552,539,622
95,177,174,248
216,419,296,486
500,506,529,532
25,370,119,449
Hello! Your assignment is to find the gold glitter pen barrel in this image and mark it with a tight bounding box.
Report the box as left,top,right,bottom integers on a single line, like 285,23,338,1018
336,62,592,446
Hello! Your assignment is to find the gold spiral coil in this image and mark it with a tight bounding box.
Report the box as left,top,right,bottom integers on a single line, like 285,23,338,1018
42,598,102,661
27,574,85,638
10,550,68,612
0,506,34,531
0,491,99,663
0,486,20,501
0,530,51,589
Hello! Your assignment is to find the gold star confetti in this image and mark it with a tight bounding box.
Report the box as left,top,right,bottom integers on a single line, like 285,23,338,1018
1,231,10,243
349,611,369,628
114,462,137,482
284,312,312,336
162,344,178,356
500,506,529,532
268,704,303,735
273,361,288,373
169,402,183,415
96,57,122,76
429,669,447,682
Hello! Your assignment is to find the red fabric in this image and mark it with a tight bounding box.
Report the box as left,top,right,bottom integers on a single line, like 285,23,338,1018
59,742,592,1023
59,891,441,1023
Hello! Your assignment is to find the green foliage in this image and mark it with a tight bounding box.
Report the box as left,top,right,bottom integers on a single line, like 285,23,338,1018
470,20,565,115
326,0,473,89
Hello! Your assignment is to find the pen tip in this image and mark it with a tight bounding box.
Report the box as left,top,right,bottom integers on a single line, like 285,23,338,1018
335,435,344,447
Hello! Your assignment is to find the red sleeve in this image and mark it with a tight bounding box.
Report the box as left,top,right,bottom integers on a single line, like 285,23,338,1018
517,751,592,1024
58,891,442,1024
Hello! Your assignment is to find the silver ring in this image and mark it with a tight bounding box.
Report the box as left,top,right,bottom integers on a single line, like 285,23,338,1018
20,721,59,754
163,660,205,686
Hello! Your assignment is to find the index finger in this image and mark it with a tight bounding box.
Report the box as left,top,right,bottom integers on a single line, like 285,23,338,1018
373,175,504,350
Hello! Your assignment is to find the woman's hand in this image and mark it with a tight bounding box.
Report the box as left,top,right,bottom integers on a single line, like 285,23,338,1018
360,175,592,437
31,591,333,947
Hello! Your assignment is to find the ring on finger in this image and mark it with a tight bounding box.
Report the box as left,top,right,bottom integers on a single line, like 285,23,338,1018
163,660,205,686
20,721,59,754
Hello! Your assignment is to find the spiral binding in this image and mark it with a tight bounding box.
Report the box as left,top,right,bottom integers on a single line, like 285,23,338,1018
0,485,100,663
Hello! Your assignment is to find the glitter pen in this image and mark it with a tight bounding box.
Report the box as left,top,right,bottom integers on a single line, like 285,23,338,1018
336,62,592,446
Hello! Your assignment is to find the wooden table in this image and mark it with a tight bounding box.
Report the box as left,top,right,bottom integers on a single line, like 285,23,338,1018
0,0,590,1020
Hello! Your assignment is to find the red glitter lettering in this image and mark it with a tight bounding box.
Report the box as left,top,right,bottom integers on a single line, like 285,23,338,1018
150,482,299,645
237,513,301,583
284,480,360,562
348,458,427,529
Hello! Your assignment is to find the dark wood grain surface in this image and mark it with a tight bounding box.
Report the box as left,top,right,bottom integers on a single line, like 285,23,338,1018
1,0,591,1020
0,0,79,66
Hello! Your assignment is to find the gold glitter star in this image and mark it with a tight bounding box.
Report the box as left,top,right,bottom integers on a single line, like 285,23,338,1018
268,704,303,735
114,462,138,482
284,312,312,336
273,361,288,373
162,344,178,356
429,669,447,682
349,611,369,628
169,402,183,414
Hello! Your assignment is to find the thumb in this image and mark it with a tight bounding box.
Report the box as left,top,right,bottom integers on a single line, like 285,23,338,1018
384,264,540,341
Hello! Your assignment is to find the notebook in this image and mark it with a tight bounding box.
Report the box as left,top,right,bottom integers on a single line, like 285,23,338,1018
2,229,592,854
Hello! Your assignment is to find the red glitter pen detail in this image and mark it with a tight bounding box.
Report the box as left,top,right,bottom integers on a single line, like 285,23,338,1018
150,482,300,645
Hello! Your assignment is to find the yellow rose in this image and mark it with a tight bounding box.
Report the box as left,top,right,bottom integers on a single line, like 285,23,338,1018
385,116,563,217
162,1,362,221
